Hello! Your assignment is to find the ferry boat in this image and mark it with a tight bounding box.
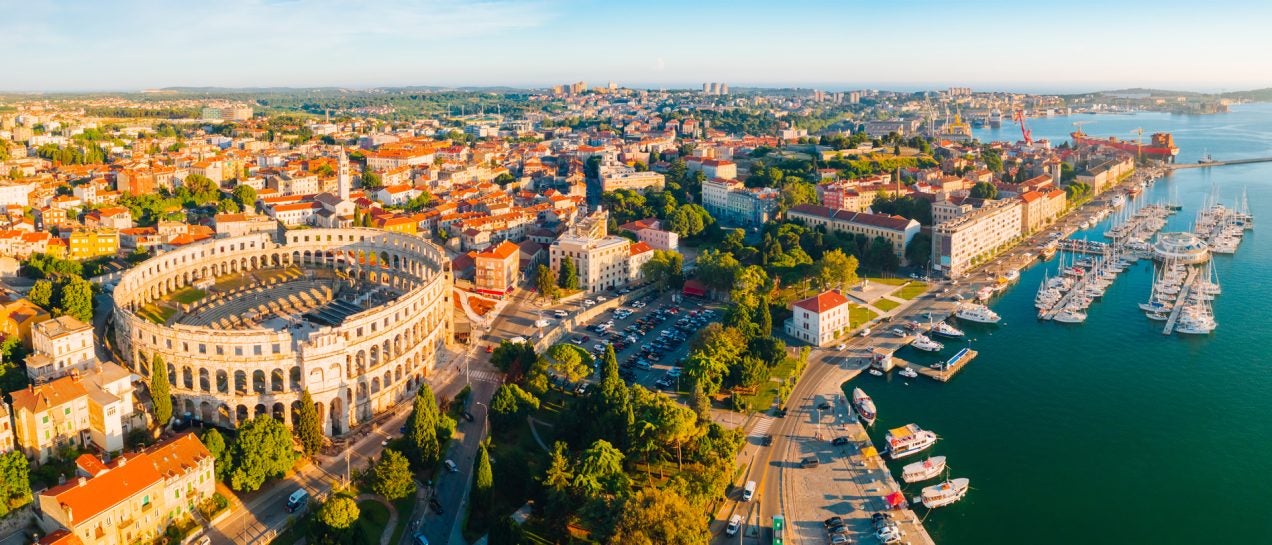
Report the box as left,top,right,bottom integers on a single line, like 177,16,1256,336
910,334,944,352
852,388,877,426
885,424,938,459
955,303,1001,324
920,477,970,508
930,321,965,338
901,456,946,484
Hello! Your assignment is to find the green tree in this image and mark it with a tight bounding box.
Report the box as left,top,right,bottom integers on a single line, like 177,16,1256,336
407,384,442,467
587,344,632,448
28,280,53,308
494,172,516,186
0,451,32,516
229,415,298,492
571,440,630,501
983,148,1004,173
370,448,416,501
542,441,573,495
473,443,494,511
608,487,709,545
640,250,684,289
535,264,559,301
202,428,234,482
318,495,360,530
558,258,579,291
546,344,590,383
756,295,773,336
232,185,257,210
905,232,932,266
970,181,998,200
55,276,93,323
295,389,324,457
816,249,860,291
488,516,525,545
489,383,540,431
361,170,383,190
150,354,172,428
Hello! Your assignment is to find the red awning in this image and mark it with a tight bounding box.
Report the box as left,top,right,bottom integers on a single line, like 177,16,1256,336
682,279,707,297
886,491,906,508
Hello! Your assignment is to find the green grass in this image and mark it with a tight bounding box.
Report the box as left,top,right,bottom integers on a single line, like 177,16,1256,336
895,282,929,300
271,512,312,545
388,496,416,545
867,276,910,286
356,500,391,545
167,287,207,304
874,298,900,312
737,355,800,413
848,305,877,328
137,304,176,325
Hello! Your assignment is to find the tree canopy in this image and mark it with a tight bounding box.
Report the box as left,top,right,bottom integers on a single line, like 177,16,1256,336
229,415,298,492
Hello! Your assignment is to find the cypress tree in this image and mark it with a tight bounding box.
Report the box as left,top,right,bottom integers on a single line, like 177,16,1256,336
296,389,324,456
473,443,493,510
150,354,172,428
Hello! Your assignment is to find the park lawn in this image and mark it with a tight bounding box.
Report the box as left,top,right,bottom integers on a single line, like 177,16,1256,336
167,287,207,304
867,276,910,286
874,298,901,312
388,496,416,545
895,282,929,300
138,304,176,325
737,355,800,413
848,305,877,328
355,500,391,545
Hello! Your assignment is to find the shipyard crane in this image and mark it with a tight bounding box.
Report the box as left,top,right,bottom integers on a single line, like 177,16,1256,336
1013,109,1033,146
1131,127,1145,161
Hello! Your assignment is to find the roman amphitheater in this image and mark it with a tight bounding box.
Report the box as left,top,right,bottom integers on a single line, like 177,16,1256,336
111,228,452,437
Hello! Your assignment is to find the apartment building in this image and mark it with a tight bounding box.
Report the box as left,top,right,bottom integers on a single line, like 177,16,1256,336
28,316,96,383
36,433,216,545
10,363,135,462
784,290,852,346
64,230,119,260
686,158,737,180
473,240,521,297
1019,189,1067,235
786,204,921,262
0,403,14,455
550,233,633,293
619,218,678,251
931,198,1023,278
598,164,665,192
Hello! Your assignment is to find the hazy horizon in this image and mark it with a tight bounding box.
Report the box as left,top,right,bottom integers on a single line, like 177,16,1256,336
6,0,1272,93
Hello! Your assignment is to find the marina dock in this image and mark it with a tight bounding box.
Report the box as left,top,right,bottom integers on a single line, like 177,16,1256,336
1162,268,1200,335
896,348,978,383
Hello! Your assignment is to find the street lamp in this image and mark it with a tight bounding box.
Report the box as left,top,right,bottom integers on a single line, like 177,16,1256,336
474,401,490,440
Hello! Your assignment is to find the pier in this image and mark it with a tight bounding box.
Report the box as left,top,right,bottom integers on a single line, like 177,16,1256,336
1161,268,1200,335
896,348,978,383
1167,156,1272,170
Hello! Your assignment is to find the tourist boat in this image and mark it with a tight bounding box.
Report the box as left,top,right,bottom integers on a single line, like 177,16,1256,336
899,367,919,379
930,320,964,338
910,334,944,352
954,303,1001,324
852,388,877,426
1052,308,1087,323
885,424,938,459
920,477,970,508
901,456,946,484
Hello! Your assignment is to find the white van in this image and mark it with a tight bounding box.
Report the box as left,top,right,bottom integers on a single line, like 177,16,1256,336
742,480,756,501
726,514,742,535
285,489,309,512
444,459,459,473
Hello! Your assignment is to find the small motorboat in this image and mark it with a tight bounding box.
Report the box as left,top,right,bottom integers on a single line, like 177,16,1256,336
869,369,884,377
899,367,918,379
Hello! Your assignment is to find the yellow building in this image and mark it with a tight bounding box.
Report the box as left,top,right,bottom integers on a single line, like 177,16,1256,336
65,230,119,260
0,296,52,348
36,433,216,545
374,215,419,235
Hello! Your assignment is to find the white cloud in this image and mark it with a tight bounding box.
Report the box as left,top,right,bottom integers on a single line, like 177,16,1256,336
652,57,665,72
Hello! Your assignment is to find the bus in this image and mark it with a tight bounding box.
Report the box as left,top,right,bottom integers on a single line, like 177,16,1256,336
772,515,785,545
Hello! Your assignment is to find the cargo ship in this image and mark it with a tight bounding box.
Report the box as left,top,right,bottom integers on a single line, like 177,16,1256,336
1071,130,1179,162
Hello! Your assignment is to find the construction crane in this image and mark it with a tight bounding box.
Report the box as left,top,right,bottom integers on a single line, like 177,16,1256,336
1013,109,1033,146
1131,127,1144,161
1072,121,1091,134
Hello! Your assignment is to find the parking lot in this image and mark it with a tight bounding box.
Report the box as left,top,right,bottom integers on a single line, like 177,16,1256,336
553,288,722,393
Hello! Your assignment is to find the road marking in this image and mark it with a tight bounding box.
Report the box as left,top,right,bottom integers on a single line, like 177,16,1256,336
469,370,500,383
749,416,774,438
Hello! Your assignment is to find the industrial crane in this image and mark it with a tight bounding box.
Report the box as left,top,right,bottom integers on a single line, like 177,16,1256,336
1131,127,1144,161
1013,109,1033,146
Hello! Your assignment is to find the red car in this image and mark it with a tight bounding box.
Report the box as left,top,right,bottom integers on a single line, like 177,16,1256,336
484,345,494,353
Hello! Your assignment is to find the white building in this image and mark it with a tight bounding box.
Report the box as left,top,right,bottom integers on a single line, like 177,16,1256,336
784,290,852,346
932,198,1023,278
28,316,97,383
550,233,634,293
598,164,665,192
0,181,34,207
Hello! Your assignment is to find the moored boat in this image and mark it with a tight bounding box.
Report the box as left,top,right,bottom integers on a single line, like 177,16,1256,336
931,321,965,338
885,424,938,459
954,303,1001,324
910,334,944,352
920,477,970,508
852,388,877,426
901,456,946,484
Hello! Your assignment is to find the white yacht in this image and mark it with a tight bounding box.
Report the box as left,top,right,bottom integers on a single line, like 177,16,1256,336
899,367,919,379
921,478,970,508
852,388,877,426
910,334,944,352
930,321,965,338
954,303,1001,324
901,456,946,484
1052,308,1087,323
885,424,938,459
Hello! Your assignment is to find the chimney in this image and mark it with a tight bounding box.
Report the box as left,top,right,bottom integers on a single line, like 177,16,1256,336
77,476,86,487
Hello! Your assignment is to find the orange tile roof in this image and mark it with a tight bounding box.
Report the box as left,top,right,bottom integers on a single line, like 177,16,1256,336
629,241,653,256
475,240,520,260
793,290,850,313
38,530,84,545
10,375,88,413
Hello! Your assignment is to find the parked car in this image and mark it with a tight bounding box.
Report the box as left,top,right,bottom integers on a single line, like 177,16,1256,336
831,437,850,446
428,497,444,515
726,514,742,536
800,457,819,468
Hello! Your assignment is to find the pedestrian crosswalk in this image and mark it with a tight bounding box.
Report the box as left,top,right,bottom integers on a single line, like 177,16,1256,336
469,370,501,383
748,416,774,438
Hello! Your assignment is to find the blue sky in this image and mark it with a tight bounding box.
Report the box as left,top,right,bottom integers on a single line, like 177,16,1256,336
5,0,1272,92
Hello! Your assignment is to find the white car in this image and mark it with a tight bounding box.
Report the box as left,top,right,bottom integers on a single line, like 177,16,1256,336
597,295,608,302
583,299,596,306
554,310,569,318
726,514,742,536
593,344,604,351
835,343,847,351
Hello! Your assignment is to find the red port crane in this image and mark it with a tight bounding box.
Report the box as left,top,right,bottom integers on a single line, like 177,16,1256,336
1013,109,1033,146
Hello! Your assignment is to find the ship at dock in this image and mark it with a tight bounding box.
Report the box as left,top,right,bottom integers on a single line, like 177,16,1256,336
1071,130,1179,162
